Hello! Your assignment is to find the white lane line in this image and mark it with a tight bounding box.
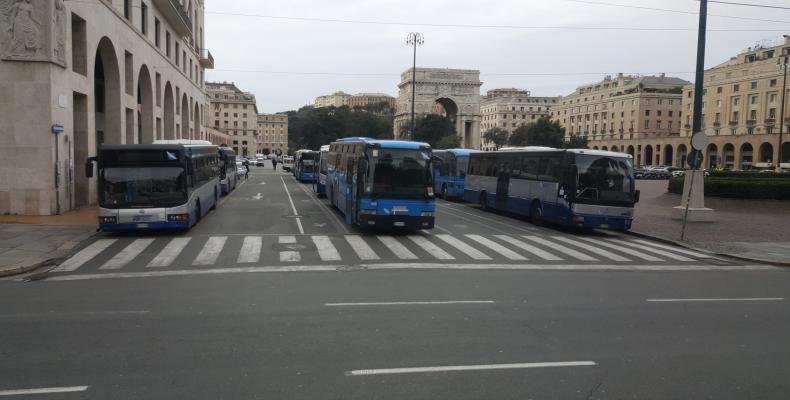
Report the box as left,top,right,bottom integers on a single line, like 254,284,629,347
280,251,301,262
281,176,305,234
611,240,694,262
0,386,89,396
552,236,631,262
647,297,785,303
147,237,191,267
192,236,227,265
493,235,563,261
575,237,662,262
407,235,455,260
378,236,418,260
312,235,341,261
436,234,492,260
434,204,511,234
294,177,351,234
436,201,537,234
52,239,117,272
464,235,527,260
345,235,380,260
237,236,263,263
522,236,598,261
278,235,297,244
630,239,723,259
326,300,494,307
346,361,597,376
99,239,155,270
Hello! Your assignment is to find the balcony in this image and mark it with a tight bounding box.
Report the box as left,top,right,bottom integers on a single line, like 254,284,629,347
713,121,721,127
684,124,691,129
746,119,757,127
153,0,192,37
199,49,214,69
729,120,739,126
765,118,776,126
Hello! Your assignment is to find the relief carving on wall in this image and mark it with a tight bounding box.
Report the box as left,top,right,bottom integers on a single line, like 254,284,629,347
1,0,66,67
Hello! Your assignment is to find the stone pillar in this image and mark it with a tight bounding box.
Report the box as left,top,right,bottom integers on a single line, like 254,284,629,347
673,170,714,221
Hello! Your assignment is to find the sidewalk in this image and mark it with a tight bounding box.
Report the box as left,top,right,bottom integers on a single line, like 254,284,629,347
632,180,790,265
0,208,98,277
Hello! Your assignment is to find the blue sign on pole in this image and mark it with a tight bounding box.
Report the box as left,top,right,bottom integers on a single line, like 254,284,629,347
51,124,65,134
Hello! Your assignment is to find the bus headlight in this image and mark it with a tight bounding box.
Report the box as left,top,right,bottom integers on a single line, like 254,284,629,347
359,209,377,215
427,187,434,196
99,216,117,224
572,216,585,223
168,213,190,222
421,212,434,217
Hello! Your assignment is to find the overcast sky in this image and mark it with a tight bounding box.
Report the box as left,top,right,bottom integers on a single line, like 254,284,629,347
204,0,790,113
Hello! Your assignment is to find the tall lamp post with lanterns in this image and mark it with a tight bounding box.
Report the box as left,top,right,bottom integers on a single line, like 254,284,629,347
777,54,788,171
406,32,424,138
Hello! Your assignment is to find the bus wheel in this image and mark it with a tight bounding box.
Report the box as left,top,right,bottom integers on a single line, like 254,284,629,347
530,201,544,226
442,185,448,200
479,192,488,211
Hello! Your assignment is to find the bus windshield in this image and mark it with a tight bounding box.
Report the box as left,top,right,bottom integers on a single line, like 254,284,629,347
574,154,634,205
319,154,328,174
456,155,470,178
301,159,315,173
368,148,432,198
100,167,186,208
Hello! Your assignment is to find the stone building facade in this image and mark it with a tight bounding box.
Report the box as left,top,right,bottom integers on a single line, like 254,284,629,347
257,113,289,155
206,82,259,157
394,68,482,149
551,74,690,166
0,0,213,215
314,91,350,108
480,88,559,151
347,93,396,109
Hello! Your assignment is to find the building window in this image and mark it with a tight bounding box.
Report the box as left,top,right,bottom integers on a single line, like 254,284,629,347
716,87,722,94
140,2,148,35
750,110,757,120
124,51,133,95
770,79,777,88
644,120,650,129
70,13,87,76
750,95,758,105
175,43,179,65
733,84,740,92
751,81,757,90
166,31,171,56
732,111,739,122
770,93,777,102
154,18,160,47
668,110,673,117
124,0,131,21
769,108,777,119
733,97,740,106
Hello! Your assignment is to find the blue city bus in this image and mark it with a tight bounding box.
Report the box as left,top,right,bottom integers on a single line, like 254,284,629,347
85,140,221,232
463,147,640,230
432,148,477,199
326,137,435,230
293,149,318,182
218,146,237,195
314,145,329,197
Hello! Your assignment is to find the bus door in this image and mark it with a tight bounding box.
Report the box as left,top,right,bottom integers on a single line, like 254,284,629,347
345,157,356,224
496,159,511,210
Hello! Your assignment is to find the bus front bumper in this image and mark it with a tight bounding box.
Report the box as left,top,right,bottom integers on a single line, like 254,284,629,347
99,221,191,232
358,215,435,230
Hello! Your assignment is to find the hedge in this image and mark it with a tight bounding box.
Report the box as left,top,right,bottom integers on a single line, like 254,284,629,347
708,171,790,180
667,177,790,200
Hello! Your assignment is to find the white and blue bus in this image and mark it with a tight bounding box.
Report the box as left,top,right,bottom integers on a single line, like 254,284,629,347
314,145,330,197
293,149,318,183
464,147,639,230
432,148,477,199
218,146,237,195
86,140,221,232
326,137,435,230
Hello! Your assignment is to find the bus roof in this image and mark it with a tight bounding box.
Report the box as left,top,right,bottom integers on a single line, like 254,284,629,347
153,139,213,146
334,137,430,149
435,148,478,156
472,147,633,159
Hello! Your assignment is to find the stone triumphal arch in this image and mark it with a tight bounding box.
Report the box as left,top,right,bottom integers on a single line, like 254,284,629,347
394,68,482,149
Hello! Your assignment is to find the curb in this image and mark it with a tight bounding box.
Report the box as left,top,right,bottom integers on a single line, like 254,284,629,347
627,230,790,268
0,258,58,278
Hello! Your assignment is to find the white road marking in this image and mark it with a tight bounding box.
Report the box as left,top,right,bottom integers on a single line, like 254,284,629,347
44,263,778,281
192,236,227,265
281,176,305,234
378,236,418,260
612,240,694,262
436,234,492,260
237,236,262,263
326,300,494,307
407,235,455,260
280,251,301,262
345,235,380,260
552,236,631,262
647,297,785,303
493,235,563,261
0,386,89,396
464,235,527,260
346,361,597,376
575,237,662,262
99,239,155,270
437,201,537,233
630,239,723,259
312,235,341,261
522,236,598,261
52,239,117,272
279,235,297,244
147,237,191,267
293,179,351,234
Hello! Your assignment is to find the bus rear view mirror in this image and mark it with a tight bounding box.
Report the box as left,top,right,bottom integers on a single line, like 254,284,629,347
634,190,641,203
85,156,97,178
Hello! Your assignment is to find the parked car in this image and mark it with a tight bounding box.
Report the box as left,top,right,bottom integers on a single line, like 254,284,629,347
256,156,265,166
645,167,670,179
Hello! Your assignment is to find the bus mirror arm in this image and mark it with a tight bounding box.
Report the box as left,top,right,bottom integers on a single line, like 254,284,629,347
85,157,97,178
634,190,641,203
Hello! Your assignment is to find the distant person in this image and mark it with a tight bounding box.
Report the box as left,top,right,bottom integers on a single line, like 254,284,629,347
244,162,250,179
272,155,278,171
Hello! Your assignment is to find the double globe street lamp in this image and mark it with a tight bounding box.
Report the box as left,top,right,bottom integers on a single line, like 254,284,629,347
406,32,424,138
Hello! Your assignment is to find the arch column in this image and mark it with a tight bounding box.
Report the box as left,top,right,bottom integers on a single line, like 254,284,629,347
137,65,154,144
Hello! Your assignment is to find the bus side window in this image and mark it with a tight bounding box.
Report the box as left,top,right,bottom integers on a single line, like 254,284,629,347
524,156,539,180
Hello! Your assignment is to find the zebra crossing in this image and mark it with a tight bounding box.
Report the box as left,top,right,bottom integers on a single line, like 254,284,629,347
48,232,730,275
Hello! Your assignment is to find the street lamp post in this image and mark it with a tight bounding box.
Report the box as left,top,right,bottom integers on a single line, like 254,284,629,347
777,55,788,171
406,32,424,138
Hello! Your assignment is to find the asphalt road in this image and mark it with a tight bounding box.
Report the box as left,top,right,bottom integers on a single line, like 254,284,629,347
2,163,789,399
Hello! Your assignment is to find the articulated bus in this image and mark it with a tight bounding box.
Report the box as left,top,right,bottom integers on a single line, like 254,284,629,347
464,147,639,230
314,145,330,197
218,147,237,195
293,149,318,182
86,140,221,232
326,137,435,230
432,148,477,199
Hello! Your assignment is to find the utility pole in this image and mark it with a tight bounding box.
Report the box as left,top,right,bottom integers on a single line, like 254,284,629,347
406,33,424,138
778,55,788,171
689,0,707,171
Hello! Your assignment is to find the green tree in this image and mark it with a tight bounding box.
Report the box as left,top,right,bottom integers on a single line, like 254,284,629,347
507,117,564,148
564,135,589,149
483,127,509,150
411,114,457,148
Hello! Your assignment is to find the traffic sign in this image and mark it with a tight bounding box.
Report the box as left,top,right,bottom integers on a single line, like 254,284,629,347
691,131,708,151
51,124,65,134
